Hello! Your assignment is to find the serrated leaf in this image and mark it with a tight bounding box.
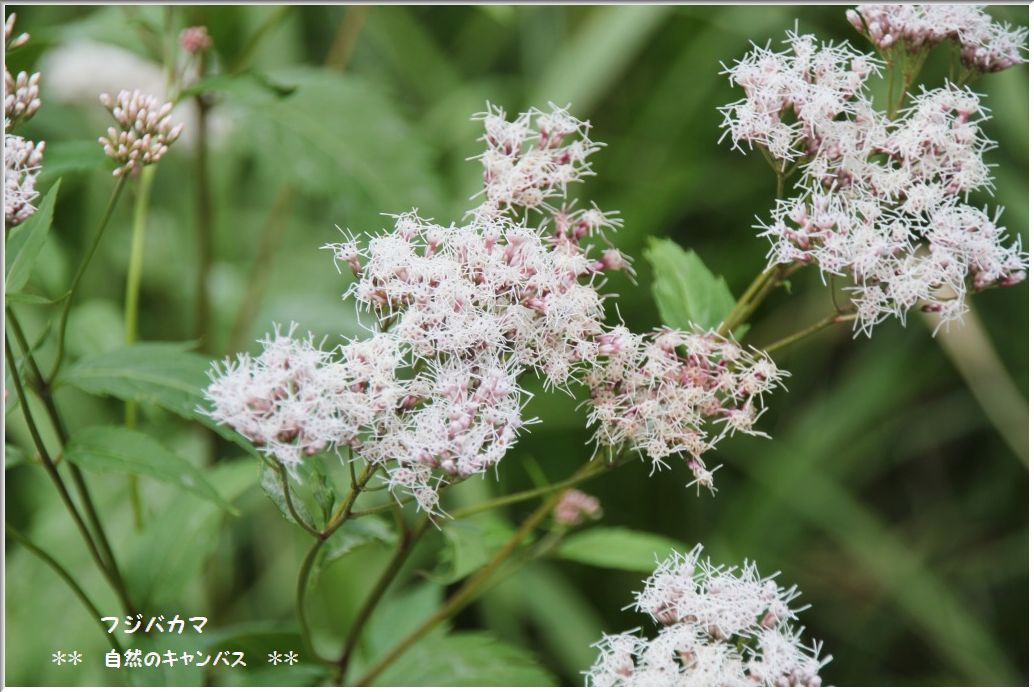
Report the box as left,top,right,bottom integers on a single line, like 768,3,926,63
374,632,556,686
59,342,256,450
6,180,61,293
426,515,516,584
259,463,316,529
554,526,687,571
644,237,736,332
65,425,237,513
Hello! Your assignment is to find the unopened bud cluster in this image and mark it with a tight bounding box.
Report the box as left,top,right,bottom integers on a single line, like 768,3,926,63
847,4,1028,73
722,18,1027,335
98,89,183,177
553,489,603,527
585,327,786,491
587,546,830,687
4,13,44,228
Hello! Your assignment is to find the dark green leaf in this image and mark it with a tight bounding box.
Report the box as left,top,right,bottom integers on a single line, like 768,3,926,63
6,180,61,293
65,425,237,513
554,526,687,571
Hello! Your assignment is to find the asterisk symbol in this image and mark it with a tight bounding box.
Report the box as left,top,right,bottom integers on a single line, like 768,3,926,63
68,651,83,666
283,650,298,666
267,650,282,666
51,651,66,666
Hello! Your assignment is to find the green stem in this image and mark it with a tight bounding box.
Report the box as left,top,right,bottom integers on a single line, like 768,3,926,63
7,308,131,609
194,71,213,347
353,454,607,686
50,177,128,381
6,335,134,613
761,312,856,355
7,525,124,652
719,264,780,337
124,165,157,530
294,461,381,663
275,460,320,537
334,516,430,683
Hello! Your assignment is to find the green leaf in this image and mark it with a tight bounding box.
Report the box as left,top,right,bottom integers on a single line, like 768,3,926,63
59,342,255,449
426,515,517,584
554,526,687,571
5,444,30,468
316,515,396,578
6,180,61,293
5,292,59,305
124,458,255,610
644,236,736,332
259,463,316,528
375,632,556,686
65,425,237,513
361,582,444,660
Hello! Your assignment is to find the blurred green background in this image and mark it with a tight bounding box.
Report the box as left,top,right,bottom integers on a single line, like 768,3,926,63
5,4,1028,686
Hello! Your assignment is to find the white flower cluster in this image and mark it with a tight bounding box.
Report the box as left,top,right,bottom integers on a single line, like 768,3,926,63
4,134,45,227
587,546,830,687
4,13,44,229
473,103,601,213
586,327,786,491
719,31,880,162
204,326,406,467
209,104,628,514
847,4,1028,73
98,89,184,177
722,20,1027,336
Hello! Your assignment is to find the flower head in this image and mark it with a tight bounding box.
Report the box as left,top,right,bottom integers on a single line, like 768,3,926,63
4,133,44,227
180,26,212,54
587,545,830,687
4,13,41,129
585,326,787,490
553,488,603,527
98,89,183,176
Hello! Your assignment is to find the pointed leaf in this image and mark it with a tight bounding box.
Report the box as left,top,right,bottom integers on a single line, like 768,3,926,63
6,180,61,293
644,237,737,332
554,526,687,571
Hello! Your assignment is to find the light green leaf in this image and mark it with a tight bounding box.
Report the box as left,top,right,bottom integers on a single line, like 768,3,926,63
5,292,59,305
361,582,444,660
375,632,556,686
316,515,396,578
426,515,517,584
60,342,254,449
124,458,255,610
6,180,61,293
555,526,687,571
65,425,237,513
644,236,737,332
259,463,316,528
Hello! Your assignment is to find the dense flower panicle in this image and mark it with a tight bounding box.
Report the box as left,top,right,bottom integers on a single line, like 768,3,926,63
4,133,44,227
473,103,601,214
553,488,603,527
327,207,613,389
203,326,406,467
366,353,532,514
98,89,184,176
718,31,879,161
754,83,1027,335
585,326,787,490
847,4,1028,72
587,546,830,687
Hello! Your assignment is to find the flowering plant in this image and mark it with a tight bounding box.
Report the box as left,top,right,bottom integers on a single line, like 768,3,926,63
5,5,1027,687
